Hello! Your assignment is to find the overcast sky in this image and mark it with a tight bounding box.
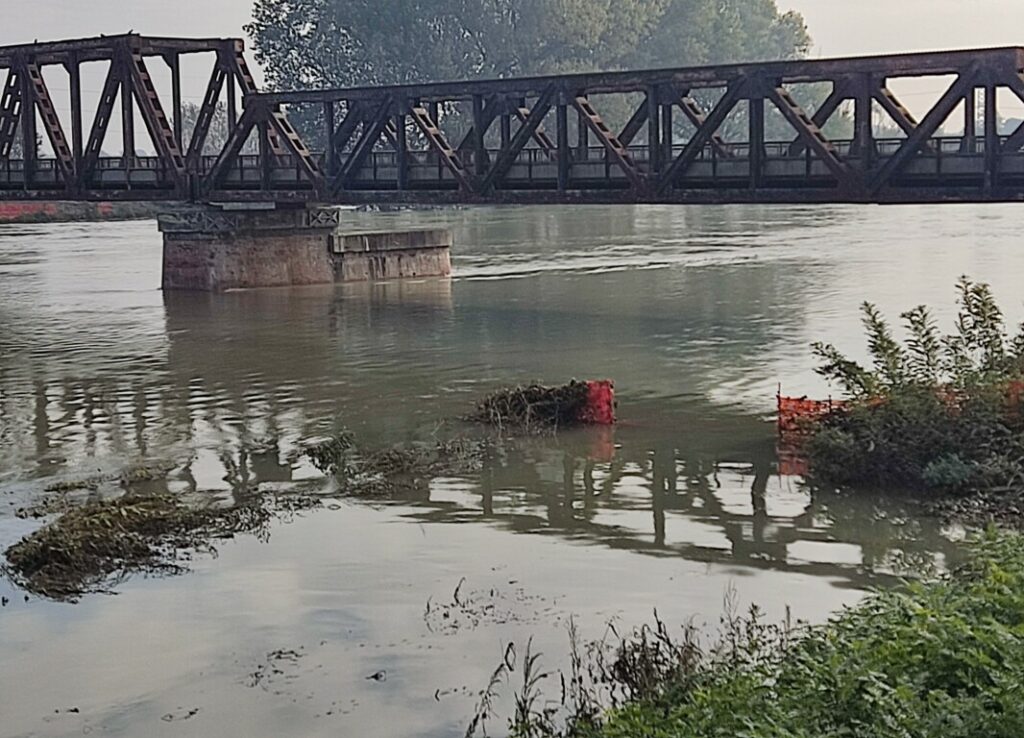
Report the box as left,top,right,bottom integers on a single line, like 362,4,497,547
3,0,1023,151
3,0,1024,58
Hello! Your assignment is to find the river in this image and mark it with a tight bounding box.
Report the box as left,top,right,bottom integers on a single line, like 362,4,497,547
1,203,1022,737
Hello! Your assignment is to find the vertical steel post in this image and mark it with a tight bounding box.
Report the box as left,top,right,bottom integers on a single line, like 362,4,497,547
226,72,237,130
324,100,335,179
962,86,976,153
748,94,764,188
395,109,408,190
576,108,588,161
471,93,486,176
661,102,673,164
68,54,83,168
120,52,134,176
168,53,182,151
19,59,35,187
500,109,511,148
984,82,998,193
258,104,271,191
853,75,873,167
557,99,569,191
647,85,661,174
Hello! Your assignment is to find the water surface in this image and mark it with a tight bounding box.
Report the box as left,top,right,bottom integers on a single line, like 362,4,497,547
1,204,1022,737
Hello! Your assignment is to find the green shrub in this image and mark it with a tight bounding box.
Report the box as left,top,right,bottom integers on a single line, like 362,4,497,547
806,278,1024,495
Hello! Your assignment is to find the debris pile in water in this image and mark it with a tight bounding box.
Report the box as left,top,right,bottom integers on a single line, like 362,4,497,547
3,492,315,600
468,380,614,431
302,435,489,496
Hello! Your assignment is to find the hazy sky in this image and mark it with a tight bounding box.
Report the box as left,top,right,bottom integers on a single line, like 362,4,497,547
4,0,1024,60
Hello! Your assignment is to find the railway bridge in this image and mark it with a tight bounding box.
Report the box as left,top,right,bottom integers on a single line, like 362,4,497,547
2,35,1024,205
3,35,1024,289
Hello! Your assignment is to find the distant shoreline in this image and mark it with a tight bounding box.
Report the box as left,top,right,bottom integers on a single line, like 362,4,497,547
0,201,168,224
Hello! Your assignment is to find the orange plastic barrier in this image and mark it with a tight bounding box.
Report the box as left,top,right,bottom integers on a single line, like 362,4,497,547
579,380,616,425
777,394,845,440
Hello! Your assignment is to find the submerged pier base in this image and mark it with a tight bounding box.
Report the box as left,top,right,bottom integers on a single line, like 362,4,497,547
158,206,452,291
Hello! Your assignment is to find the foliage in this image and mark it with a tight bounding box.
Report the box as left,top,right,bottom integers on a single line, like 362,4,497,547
813,277,1024,398
806,278,1024,495
3,493,275,600
246,0,816,143
476,531,1024,738
247,0,809,89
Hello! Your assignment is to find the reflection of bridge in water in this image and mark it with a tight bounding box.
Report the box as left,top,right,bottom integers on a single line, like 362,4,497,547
3,36,1024,204
8,367,960,592
0,245,960,592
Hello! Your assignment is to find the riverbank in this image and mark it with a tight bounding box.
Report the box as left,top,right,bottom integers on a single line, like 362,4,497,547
501,531,1024,738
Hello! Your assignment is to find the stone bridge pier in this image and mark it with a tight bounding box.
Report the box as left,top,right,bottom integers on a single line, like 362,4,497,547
157,206,452,291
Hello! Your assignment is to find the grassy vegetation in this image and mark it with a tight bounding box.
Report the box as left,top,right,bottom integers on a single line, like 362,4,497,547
806,278,1024,499
476,532,1024,738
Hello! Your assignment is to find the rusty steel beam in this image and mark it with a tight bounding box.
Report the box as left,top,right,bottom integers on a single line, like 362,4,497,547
658,82,744,194
788,80,849,155
617,101,649,147
80,60,122,180
335,96,394,190
768,85,853,188
480,86,556,192
0,34,241,68
185,63,226,166
409,102,474,191
202,103,258,192
676,92,731,157
23,61,76,183
870,71,977,191
126,51,187,185
572,96,644,189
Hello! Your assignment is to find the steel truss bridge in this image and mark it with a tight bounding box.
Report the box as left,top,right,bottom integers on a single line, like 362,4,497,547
3,35,1024,205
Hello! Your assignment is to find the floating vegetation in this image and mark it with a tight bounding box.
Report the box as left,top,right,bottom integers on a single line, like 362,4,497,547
3,491,320,601
424,577,559,635
467,381,592,432
302,433,491,496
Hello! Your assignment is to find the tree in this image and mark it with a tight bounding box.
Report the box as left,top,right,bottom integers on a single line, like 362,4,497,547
247,0,808,88
246,0,823,146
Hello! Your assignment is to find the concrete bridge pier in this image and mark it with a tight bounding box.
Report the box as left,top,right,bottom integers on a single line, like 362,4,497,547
157,205,452,291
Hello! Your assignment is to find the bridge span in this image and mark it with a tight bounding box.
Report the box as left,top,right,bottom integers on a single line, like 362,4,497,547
2,35,1024,205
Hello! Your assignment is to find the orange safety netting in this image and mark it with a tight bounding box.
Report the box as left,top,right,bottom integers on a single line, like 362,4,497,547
777,394,846,440
578,380,616,425
776,382,1024,477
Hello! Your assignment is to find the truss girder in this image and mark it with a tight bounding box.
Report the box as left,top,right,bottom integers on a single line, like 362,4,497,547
3,36,1024,204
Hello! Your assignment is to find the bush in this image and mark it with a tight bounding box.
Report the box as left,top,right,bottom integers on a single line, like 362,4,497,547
805,278,1024,496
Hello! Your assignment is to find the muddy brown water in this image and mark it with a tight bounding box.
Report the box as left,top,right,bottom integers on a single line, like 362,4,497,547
1,204,1022,737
